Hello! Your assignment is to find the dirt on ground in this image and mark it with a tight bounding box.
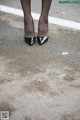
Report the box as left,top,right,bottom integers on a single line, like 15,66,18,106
0,13,80,120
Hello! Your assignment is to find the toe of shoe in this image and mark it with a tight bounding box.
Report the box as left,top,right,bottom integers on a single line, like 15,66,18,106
25,36,36,45
37,36,48,45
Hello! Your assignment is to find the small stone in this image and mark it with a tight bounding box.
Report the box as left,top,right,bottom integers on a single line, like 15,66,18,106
7,72,11,75
62,12,65,14
37,79,43,83
12,81,16,85
27,71,30,74
37,92,45,99
61,52,69,55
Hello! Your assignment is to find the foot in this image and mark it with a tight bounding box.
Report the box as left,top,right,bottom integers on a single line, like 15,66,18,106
38,17,48,36
37,36,48,45
25,36,36,46
37,17,49,45
24,16,35,37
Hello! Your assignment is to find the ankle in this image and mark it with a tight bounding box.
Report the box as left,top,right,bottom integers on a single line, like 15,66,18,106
39,16,48,24
24,15,33,23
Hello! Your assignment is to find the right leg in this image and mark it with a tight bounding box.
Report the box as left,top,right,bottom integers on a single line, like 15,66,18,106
38,0,52,36
37,0,52,45
20,0,35,37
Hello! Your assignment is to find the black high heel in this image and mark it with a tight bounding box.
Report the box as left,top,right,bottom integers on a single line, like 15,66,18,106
24,36,36,46
37,36,49,45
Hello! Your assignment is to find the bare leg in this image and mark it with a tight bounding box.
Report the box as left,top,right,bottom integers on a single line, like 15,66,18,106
20,0,35,37
38,0,52,36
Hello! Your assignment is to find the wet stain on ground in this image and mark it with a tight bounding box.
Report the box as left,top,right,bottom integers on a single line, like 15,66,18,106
0,37,8,45
23,79,49,93
63,67,80,82
61,112,80,120
0,78,12,85
4,56,47,77
20,79,59,97
24,116,32,120
0,101,16,116
70,84,80,89
6,95,15,102
61,113,75,120
63,75,76,82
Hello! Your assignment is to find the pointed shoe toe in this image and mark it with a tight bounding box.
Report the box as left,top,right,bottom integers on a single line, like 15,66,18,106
25,36,36,46
37,36,48,45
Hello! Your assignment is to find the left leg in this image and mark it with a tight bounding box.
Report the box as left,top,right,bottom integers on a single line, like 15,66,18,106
38,0,52,36
20,0,35,37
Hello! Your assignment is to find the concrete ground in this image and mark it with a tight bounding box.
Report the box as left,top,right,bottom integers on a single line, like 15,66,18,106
0,12,80,120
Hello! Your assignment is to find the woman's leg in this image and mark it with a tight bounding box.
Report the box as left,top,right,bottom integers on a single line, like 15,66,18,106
38,0,52,36
20,0,35,37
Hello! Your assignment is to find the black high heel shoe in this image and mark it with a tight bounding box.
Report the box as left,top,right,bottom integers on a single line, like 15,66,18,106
37,36,49,45
24,36,36,46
